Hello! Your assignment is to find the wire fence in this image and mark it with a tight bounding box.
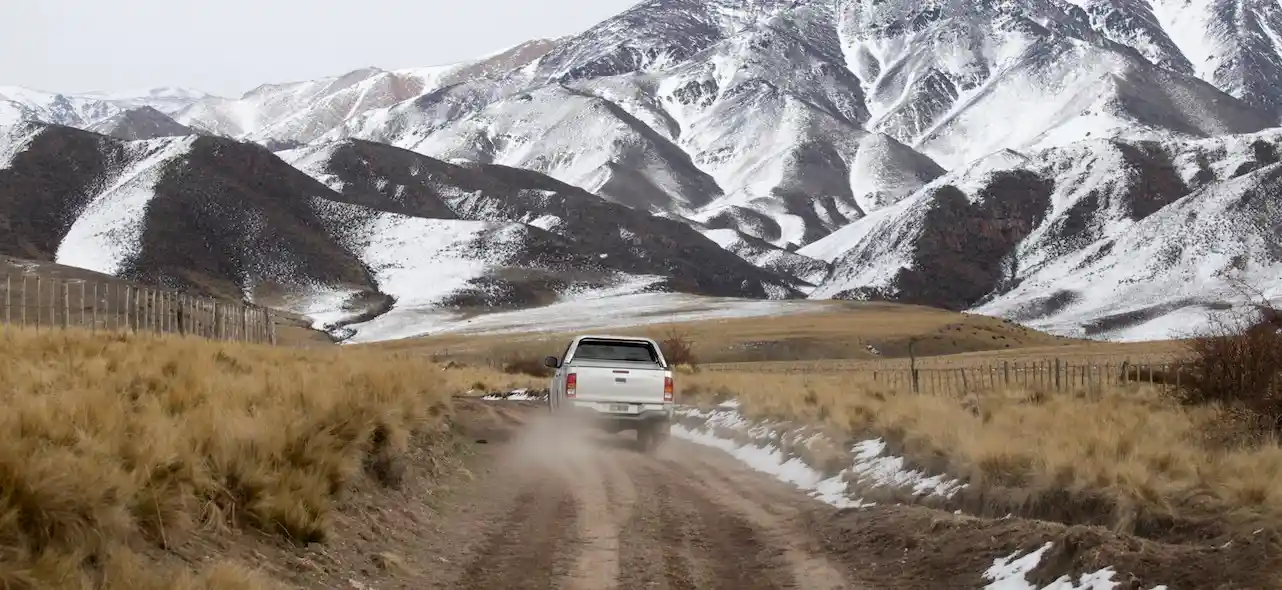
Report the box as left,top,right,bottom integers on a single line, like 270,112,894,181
0,272,276,344
848,358,1180,396
701,355,1188,396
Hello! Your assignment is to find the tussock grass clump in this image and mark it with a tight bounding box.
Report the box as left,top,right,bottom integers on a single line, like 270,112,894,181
0,328,455,589
679,370,1282,542
499,354,555,378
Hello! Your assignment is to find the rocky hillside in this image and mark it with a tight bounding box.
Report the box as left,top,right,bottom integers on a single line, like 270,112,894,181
0,122,802,340
802,130,1282,340
324,0,1280,252
86,107,202,141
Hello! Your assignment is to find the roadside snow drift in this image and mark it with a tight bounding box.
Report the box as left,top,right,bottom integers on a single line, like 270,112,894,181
675,400,1169,590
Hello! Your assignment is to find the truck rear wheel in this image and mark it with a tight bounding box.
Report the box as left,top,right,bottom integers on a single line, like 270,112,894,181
636,422,669,453
654,421,671,445
636,425,653,452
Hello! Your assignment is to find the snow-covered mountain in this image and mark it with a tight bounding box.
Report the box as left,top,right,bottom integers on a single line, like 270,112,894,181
0,121,802,340
5,0,1282,341
803,129,1282,340
280,138,809,298
86,107,201,141
0,86,209,130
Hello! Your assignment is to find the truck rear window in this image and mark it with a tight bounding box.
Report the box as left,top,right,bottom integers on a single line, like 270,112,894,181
573,340,659,363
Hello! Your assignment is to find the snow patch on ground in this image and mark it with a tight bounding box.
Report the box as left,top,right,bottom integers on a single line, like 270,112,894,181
984,543,1168,590
274,285,368,332
480,388,548,401
672,401,965,509
343,289,829,343
678,400,1169,590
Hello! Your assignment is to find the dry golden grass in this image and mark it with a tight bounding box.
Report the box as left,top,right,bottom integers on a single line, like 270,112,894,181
0,326,501,590
678,368,1282,542
372,300,1187,369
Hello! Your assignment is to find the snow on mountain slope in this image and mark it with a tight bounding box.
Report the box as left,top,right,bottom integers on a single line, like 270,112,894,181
700,227,831,287
7,123,736,340
837,0,1274,168
301,198,576,337
1149,0,1282,119
281,138,808,298
0,86,210,131
0,123,43,170
174,41,559,147
811,129,1282,340
326,0,1270,252
86,107,200,140
0,86,124,128
172,67,442,142
55,136,198,275
79,87,211,114
335,2,946,248
976,160,1282,341
304,200,684,342
406,83,725,213
1,122,382,301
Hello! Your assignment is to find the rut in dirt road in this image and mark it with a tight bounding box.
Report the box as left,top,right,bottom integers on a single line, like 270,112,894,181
433,416,861,590
453,474,578,590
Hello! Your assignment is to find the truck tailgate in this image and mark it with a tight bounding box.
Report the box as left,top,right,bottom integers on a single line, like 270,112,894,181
571,360,667,404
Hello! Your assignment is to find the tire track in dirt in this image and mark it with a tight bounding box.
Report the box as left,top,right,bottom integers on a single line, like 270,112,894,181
437,410,862,590
560,439,640,590
611,440,835,589
654,443,859,590
453,474,579,590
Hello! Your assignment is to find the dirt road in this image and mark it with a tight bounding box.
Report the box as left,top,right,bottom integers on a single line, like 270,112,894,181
415,407,861,590
209,399,1276,589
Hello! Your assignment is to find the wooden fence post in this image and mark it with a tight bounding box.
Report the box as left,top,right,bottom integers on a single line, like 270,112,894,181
4,274,9,327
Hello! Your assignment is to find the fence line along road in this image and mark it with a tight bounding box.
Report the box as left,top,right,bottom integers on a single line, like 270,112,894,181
853,359,1185,396
0,272,276,344
707,358,1185,397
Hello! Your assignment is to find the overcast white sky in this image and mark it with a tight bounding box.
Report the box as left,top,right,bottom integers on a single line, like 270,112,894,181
1,0,638,97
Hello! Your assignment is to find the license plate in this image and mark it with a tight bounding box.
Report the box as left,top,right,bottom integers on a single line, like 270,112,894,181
609,404,630,413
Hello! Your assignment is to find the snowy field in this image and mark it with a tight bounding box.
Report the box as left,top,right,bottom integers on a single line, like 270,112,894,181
339,288,831,344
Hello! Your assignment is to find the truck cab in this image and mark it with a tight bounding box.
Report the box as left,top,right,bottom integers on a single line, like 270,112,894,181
543,335,674,451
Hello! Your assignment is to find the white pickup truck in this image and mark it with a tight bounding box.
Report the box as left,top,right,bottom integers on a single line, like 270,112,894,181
543,335,675,451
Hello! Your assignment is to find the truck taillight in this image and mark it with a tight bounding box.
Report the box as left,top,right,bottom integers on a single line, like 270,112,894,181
663,376,673,402
566,373,576,398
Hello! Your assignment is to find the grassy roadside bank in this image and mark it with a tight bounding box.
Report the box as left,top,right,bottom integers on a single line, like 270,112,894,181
676,368,1282,545
0,328,534,589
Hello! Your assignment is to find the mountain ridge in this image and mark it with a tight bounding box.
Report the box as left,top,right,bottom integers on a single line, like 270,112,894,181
4,0,1282,341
